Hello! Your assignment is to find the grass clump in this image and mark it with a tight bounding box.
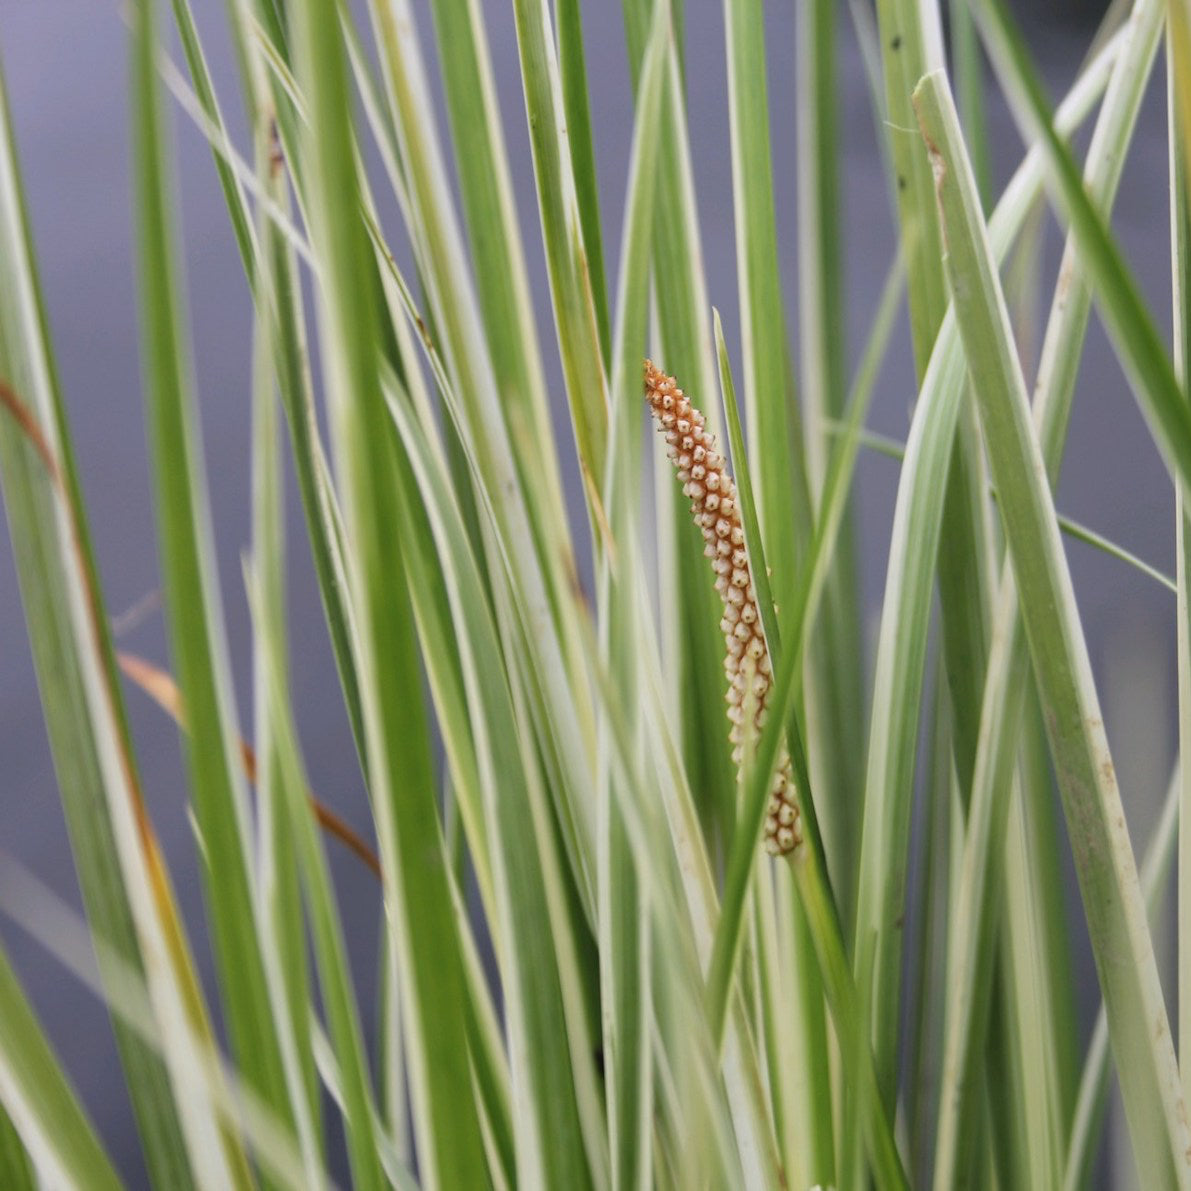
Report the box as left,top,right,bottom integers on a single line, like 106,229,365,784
0,0,1188,1187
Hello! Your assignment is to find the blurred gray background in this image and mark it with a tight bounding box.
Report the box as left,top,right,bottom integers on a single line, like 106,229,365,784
0,1,1175,1185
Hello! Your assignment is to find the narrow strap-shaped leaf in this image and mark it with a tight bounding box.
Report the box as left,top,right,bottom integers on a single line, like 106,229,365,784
568,565,782,1188
425,0,579,642
859,0,996,1125
621,0,736,850
874,0,947,372
368,0,601,902
132,0,301,1153
1063,764,1180,1188
1171,11,1191,1109
286,0,491,1182
855,0,994,1132
972,0,1191,502
598,9,669,1185
914,69,1191,1187
557,0,612,364
250,181,324,1185
0,945,121,1191
0,39,205,1191
169,0,258,281
510,0,610,478
949,0,992,207
706,322,906,1190
931,1,1166,1180
1171,0,1191,182
183,0,372,786
723,0,804,595
848,25,1122,1138
796,0,866,939
0,856,319,1189
0,1102,34,1191
247,558,387,1191
386,368,602,1187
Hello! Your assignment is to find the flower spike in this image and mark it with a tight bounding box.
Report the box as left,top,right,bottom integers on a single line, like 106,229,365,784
644,360,802,856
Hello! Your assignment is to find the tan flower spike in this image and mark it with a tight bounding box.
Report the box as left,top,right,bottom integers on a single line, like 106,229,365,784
644,360,802,856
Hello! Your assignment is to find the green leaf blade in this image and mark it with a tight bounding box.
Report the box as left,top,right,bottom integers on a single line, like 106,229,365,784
914,68,1191,1187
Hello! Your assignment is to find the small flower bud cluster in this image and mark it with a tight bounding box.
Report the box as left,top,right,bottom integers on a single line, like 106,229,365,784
644,361,801,856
